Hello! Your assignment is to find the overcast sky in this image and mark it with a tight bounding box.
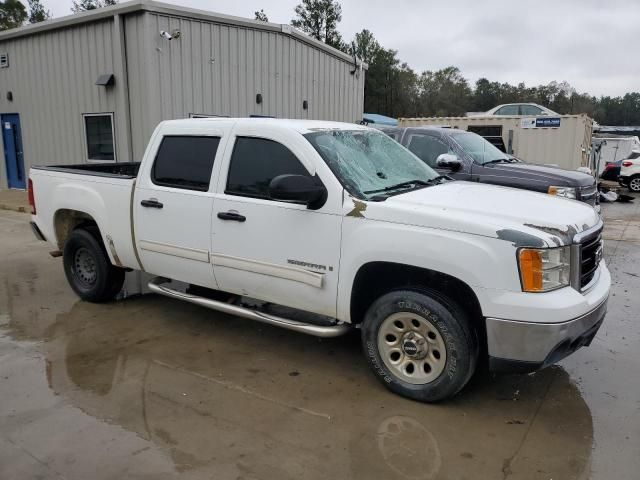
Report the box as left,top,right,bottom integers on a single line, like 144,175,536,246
43,0,638,97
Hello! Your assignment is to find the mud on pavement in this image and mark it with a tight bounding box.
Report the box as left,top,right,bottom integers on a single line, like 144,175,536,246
1,202,639,480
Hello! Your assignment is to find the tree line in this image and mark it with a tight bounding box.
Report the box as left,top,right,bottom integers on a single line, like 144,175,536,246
261,0,640,126
2,0,639,125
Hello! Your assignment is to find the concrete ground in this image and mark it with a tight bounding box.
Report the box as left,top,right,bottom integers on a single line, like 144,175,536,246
0,189,28,213
0,196,639,480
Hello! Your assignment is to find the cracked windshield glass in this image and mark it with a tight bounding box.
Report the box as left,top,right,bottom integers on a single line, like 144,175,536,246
305,129,440,199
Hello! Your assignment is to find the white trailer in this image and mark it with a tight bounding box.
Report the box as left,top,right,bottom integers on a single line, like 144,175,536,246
399,114,594,172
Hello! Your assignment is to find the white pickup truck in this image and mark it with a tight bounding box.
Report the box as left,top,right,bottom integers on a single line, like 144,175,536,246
29,118,610,401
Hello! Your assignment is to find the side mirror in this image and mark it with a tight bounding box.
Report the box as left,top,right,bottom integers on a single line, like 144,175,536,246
268,174,327,210
436,153,461,171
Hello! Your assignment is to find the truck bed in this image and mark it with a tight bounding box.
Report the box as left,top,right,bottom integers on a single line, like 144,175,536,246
29,163,139,270
32,162,141,179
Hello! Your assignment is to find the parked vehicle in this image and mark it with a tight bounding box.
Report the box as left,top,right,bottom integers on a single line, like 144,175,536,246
481,103,559,116
28,118,610,402
619,154,640,191
600,159,623,181
378,126,599,209
601,151,640,182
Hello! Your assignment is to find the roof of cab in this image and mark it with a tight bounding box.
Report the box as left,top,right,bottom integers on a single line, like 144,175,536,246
158,118,371,134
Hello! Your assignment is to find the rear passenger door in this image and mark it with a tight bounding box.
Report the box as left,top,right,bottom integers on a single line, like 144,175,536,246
134,127,228,289
210,127,342,318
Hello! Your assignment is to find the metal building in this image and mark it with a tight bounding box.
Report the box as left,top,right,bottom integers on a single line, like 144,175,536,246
0,0,366,189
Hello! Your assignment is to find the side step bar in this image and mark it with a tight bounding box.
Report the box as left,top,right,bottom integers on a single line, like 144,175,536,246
148,277,351,338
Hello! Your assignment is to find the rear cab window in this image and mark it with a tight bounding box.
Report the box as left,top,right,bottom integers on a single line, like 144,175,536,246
152,136,221,191
225,137,312,200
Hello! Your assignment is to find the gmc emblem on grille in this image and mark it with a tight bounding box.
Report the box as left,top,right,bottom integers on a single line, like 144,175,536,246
594,245,603,265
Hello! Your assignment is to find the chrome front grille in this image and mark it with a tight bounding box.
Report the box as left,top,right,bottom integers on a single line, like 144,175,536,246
571,221,603,291
580,232,602,288
578,184,598,206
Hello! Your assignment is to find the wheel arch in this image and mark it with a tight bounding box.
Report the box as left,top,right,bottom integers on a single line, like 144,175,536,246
349,261,485,342
53,209,101,250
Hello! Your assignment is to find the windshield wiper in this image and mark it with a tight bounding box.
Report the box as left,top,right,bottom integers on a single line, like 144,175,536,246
483,158,514,165
363,179,432,194
429,175,450,183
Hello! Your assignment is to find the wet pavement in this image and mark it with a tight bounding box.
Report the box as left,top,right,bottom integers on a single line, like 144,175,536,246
1,197,639,480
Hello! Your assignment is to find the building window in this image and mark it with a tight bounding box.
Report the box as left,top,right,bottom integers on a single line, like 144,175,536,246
83,113,115,161
0,53,8,68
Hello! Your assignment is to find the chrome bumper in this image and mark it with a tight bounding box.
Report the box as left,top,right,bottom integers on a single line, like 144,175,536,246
486,298,607,372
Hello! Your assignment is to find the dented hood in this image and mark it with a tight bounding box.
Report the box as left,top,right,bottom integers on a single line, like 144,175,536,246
362,181,600,247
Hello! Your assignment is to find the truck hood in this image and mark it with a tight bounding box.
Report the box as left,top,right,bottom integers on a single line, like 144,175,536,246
484,162,595,188
361,181,600,247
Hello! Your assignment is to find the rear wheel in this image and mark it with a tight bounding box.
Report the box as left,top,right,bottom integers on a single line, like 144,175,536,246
629,175,640,192
361,288,478,402
63,227,125,302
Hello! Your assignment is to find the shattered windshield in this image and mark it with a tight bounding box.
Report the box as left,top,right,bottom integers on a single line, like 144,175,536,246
304,129,439,199
450,131,509,165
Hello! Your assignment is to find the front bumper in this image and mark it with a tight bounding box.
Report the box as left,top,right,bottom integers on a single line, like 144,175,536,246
487,298,607,373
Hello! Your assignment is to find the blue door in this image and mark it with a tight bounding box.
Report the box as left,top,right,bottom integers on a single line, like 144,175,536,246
2,114,26,189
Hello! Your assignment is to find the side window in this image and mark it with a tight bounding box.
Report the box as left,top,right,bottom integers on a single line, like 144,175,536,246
226,137,311,199
407,135,452,168
520,105,543,116
494,105,519,115
152,136,220,191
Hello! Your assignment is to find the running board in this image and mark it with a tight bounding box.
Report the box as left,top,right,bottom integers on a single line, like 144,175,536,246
147,277,351,338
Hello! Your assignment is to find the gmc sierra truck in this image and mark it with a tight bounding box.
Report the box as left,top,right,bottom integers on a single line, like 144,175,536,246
28,118,610,402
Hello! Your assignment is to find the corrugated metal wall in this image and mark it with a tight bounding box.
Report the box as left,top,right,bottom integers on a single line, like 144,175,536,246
125,12,365,160
0,9,365,188
0,19,122,184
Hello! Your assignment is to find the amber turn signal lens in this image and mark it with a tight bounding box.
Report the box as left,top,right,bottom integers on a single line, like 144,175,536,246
519,249,543,292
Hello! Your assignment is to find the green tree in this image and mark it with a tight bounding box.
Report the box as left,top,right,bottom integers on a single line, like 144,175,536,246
291,0,346,51
0,0,27,30
351,29,380,65
27,0,50,23
254,9,268,21
417,66,472,116
71,0,115,13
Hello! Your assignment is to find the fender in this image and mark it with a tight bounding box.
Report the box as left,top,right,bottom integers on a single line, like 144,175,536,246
337,218,519,323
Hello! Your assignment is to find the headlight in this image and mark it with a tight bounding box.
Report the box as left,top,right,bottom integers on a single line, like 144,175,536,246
548,186,577,199
518,246,571,292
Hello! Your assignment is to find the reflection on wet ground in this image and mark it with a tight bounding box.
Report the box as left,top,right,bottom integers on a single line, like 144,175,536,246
1,201,639,479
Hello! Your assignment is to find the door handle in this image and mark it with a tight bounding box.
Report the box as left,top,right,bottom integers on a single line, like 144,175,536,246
217,211,246,222
141,199,163,209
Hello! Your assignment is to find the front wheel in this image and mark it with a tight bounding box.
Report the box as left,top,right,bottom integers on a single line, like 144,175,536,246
629,175,640,192
361,289,478,402
63,227,125,302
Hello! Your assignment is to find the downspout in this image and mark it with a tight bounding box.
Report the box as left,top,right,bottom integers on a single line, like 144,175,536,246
113,13,134,163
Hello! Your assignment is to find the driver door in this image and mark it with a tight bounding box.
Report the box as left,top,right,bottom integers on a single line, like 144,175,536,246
210,126,342,317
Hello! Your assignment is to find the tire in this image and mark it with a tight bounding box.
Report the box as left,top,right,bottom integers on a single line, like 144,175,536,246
361,288,478,402
629,175,640,192
63,227,125,302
